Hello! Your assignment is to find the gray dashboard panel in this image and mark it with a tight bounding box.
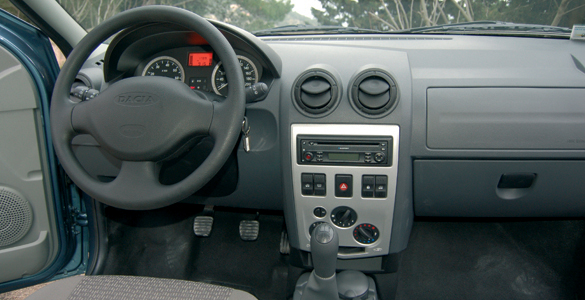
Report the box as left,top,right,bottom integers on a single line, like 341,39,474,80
414,160,585,217
427,88,585,150
409,36,585,159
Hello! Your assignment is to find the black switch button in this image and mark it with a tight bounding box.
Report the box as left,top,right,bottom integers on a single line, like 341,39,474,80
314,173,326,196
313,207,327,218
362,175,375,198
375,175,388,198
335,174,353,198
301,173,314,195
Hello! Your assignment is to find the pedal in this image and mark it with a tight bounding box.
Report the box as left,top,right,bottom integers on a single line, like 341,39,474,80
193,205,214,237
239,220,259,241
280,230,290,255
193,216,213,237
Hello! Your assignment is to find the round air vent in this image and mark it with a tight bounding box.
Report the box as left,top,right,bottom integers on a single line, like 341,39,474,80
292,69,341,117
349,69,398,117
0,187,33,247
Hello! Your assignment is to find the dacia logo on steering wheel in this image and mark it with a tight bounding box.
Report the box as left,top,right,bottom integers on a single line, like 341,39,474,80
115,92,159,106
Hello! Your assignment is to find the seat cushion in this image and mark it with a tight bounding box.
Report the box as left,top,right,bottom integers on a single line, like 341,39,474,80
25,275,257,300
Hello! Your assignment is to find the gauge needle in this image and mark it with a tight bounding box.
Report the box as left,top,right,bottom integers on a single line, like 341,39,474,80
218,83,228,90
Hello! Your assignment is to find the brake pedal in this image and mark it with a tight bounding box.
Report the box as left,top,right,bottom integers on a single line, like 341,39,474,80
193,205,214,237
239,218,260,241
239,220,259,241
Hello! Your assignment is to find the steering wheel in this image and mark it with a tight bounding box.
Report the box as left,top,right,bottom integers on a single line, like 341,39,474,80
51,6,245,210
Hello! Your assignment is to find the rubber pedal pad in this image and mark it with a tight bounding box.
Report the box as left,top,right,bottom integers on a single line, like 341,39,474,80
193,216,214,237
239,220,260,241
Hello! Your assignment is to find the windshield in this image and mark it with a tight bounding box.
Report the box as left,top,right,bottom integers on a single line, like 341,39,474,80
58,0,583,36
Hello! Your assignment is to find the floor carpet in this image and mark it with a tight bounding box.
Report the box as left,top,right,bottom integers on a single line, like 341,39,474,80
102,204,289,300
395,219,585,300
100,204,585,300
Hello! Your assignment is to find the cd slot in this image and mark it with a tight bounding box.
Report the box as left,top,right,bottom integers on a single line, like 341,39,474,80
313,141,380,146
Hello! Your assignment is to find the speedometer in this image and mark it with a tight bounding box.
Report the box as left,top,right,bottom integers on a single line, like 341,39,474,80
211,55,258,96
142,56,185,82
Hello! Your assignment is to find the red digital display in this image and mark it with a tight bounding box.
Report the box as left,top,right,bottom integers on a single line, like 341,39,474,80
188,52,213,67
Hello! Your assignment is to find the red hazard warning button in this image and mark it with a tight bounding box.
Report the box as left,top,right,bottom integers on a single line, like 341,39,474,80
335,174,353,197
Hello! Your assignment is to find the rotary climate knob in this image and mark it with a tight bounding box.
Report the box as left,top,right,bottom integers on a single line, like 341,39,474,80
330,206,357,228
353,223,379,244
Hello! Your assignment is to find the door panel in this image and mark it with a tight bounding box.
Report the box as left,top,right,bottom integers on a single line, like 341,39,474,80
0,43,59,283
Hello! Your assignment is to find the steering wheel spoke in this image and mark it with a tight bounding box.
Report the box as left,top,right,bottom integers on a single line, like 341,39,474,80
70,95,97,135
115,161,161,185
102,161,167,209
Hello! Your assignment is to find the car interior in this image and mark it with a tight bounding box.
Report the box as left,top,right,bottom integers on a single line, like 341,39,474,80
0,1,585,300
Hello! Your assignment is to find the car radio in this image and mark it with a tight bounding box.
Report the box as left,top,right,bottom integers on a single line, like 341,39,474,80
297,136,392,166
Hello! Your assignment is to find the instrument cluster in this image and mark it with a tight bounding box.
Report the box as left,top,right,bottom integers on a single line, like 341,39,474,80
137,46,262,96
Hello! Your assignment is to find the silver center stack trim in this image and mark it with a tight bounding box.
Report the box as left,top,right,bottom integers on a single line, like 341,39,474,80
291,124,400,258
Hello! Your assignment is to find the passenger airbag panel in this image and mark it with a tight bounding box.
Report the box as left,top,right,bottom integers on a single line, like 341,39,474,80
427,88,585,149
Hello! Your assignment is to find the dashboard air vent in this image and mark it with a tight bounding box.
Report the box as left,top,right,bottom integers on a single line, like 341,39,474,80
293,69,340,117
301,77,331,108
350,70,397,117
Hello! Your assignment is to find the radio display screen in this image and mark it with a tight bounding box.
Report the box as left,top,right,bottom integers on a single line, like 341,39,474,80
328,153,360,161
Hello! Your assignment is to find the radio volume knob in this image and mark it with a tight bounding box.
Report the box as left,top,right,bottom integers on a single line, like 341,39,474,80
304,152,314,161
374,152,385,162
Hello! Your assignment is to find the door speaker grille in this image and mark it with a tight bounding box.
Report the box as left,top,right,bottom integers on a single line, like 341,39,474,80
0,187,33,247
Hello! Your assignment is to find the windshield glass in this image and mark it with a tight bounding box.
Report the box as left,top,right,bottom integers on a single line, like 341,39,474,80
58,0,583,36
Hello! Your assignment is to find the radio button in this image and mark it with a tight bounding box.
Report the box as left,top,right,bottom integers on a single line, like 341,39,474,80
335,175,353,198
304,152,314,161
374,152,385,163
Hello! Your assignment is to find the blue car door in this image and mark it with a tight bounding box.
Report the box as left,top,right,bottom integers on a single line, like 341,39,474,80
0,8,87,293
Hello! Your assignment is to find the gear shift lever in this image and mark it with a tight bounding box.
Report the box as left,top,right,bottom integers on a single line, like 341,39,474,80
295,223,377,300
311,222,339,278
301,223,340,300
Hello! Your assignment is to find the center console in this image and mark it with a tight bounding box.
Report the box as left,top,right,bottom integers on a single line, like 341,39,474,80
291,124,400,259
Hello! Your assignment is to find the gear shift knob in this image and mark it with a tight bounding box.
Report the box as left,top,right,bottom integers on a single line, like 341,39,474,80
311,223,339,278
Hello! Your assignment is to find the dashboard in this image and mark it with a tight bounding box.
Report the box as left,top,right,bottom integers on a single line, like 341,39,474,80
72,21,585,272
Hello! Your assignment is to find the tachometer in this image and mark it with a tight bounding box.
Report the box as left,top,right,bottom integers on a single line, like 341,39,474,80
211,55,258,96
142,56,185,82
